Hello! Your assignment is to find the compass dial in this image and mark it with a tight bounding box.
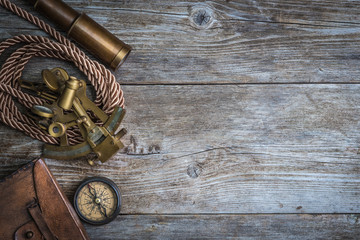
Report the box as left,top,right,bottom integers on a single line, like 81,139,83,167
74,177,121,225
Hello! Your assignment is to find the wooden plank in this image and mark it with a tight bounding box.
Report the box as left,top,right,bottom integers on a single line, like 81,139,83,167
0,84,360,214
84,214,360,240
2,0,360,238
1,0,360,84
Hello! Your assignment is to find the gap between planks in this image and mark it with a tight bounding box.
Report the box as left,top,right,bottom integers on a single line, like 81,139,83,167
117,213,360,216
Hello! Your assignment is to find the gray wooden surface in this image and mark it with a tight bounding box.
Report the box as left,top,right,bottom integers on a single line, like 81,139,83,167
1,0,360,239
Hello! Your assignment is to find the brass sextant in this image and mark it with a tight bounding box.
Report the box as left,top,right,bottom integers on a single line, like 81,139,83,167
21,68,126,165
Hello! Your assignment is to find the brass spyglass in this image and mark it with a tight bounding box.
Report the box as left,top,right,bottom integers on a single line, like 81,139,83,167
27,0,132,70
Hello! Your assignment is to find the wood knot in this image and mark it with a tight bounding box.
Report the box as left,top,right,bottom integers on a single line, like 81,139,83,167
187,163,202,178
194,9,211,26
189,4,215,29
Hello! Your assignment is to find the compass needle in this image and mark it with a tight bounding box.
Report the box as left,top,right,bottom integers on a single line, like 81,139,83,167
87,184,96,197
98,204,108,218
74,177,121,225
90,205,95,214
85,192,93,199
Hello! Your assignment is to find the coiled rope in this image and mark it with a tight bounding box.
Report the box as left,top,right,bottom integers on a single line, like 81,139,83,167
0,0,125,145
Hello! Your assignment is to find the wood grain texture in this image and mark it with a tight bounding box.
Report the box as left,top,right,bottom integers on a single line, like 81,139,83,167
1,85,360,214
1,0,360,84
1,0,360,238
83,214,360,240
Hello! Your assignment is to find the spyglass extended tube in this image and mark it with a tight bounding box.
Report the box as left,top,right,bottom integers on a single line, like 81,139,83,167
27,0,132,70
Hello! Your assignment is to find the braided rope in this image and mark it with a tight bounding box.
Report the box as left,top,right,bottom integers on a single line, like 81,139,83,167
0,0,125,145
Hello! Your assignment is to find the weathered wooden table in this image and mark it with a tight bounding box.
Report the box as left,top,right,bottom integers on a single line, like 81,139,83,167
1,0,360,239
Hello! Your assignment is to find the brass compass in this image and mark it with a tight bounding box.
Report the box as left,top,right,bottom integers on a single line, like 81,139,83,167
74,177,121,225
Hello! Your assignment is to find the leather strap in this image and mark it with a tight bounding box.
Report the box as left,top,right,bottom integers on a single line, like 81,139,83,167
14,220,43,240
27,201,57,240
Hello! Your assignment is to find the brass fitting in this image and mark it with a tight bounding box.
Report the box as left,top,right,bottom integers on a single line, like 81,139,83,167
58,77,80,110
49,122,67,137
29,0,132,70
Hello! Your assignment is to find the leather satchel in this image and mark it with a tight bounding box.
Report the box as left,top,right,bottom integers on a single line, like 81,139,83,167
0,159,90,240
